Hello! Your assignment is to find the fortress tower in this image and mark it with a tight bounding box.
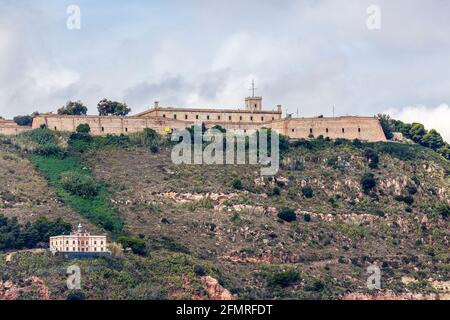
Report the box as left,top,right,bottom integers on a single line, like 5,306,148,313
245,80,262,111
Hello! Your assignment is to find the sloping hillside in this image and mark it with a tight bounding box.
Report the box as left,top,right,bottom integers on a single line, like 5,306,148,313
0,130,448,300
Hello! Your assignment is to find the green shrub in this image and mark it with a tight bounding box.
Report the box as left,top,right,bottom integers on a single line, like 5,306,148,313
394,195,414,205
278,208,297,222
352,139,363,148
403,195,414,205
76,123,91,133
266,268,300,288
66,290,86,300
60,171,99,198
117,236,147,256
301,186,314,198
360,173,376,193
149,145,159,153
306,279,325,292
271,187,281,196
22,128,58,145
406,185,417,195
364,148,379,169
303,213,311,222
232,179,243,190
193,265,206,276
435,203,449,219
34,144,66,157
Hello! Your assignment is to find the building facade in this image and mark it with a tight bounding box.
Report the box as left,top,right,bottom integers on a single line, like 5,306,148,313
50,224,107,254
2,94,386,142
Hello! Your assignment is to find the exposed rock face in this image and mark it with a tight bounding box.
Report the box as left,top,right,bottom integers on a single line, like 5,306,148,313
0,276,50,300
158,192,237,204
200,276,236,300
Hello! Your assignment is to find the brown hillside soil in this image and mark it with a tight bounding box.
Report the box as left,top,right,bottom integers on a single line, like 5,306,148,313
0,146,98,230
82,145,449,299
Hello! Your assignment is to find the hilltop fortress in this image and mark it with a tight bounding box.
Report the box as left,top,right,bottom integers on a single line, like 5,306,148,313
1,94,386,142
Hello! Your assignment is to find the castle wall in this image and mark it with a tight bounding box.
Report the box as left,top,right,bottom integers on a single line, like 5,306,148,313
31,114,386,142
32,115,192,135
138,108,282,123
268,116,386,142
0,120,32,135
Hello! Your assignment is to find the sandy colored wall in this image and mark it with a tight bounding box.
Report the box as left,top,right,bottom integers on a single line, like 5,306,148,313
140,108,282,123
0,120,32,135
32,114,386,142
268,117,386,142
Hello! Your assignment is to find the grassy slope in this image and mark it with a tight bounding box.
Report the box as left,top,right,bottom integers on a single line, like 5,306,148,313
29,155,123,234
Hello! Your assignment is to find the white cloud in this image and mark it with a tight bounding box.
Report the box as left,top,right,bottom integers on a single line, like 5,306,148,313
383,104,450,143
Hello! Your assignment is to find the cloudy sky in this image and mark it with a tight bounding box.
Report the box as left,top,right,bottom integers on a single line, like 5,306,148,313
1,0,449,141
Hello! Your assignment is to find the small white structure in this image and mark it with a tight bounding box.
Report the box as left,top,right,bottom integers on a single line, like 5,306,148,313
50,224,107,255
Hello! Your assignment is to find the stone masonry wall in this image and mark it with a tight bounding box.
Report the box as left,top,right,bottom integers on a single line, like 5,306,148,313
31,114,386,142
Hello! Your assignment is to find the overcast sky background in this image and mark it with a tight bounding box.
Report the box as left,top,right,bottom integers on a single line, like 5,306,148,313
1,0,449,141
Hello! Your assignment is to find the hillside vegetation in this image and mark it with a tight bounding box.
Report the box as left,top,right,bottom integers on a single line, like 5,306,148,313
0,128,448,300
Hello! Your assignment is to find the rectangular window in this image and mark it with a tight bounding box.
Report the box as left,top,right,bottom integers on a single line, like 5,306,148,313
326,128,329,133
207,115,210,120
342,128,345,133
101,127,104,132
261,117,264,121
229,116,232,121
174,114,177,119
358,128,361,132
196,115,199,120
185,115,188,120
125,127,128,132
218,115,221,120
240,116,242,121
310,128,313,134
